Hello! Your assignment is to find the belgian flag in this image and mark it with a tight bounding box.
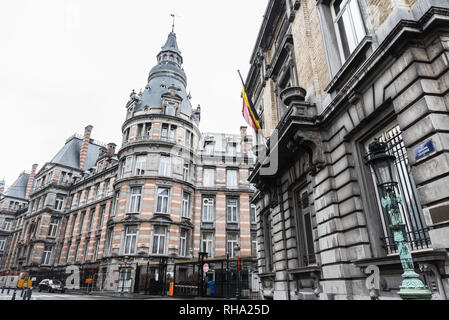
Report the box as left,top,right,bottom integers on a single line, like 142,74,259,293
239,70,262,131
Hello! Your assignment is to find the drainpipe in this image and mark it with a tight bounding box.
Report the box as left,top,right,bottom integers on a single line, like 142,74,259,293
278,180,291,300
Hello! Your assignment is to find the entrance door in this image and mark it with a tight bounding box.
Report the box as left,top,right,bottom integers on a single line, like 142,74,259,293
118,268,132,293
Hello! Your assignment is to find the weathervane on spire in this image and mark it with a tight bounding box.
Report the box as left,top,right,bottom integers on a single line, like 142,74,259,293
170,13,175,32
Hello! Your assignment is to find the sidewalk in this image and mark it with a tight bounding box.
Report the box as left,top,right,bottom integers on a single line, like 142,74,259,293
64,289,240,300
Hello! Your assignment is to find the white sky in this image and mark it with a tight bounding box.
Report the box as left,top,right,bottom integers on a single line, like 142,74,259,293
0,0,268,188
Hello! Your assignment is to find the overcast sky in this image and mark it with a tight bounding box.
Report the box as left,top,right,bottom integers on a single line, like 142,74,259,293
0,0,268,189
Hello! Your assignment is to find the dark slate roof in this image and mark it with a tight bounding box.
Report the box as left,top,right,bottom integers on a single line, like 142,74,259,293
3,172,30,200
162,32,181,54
132,32,193,116
51,136,102,171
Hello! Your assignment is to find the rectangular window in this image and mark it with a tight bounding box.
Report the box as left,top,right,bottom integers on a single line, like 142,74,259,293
331,0,366,62
152,226,166,255
159,156,171,177
105,228,113,257
41,245,53,265
169,125,177,141
182,192,191,218
129,187,142,213
250,205,257,224
161,124,169,138
366,125,430,254
135,155,147,176
202,198,215,222
104,179,110,197
98,206,106,231
156,188,169,214
47,218,59,238
201,232,214,258
227,232,239,257
95,183,101,199
226,170,238,188
183,163,190,181
0,239,6,251
3,219,12,231
70,214,77,238
123,226,137,255
146,123,152,137
179,229,188,257
297,191,316,266
251,232,257,257
87,210,95,232
203,168,215,187
93,238,100,261
112,192,120,217
185,129,191,147
79,212,86,236
226,199,239,223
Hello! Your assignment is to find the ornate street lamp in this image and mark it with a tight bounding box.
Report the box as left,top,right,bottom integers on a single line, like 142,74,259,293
366,139,432,300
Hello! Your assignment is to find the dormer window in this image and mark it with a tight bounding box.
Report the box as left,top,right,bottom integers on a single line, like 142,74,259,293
165,103,176,116
204,141,215,154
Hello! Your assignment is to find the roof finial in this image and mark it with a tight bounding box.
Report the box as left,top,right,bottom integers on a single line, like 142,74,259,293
170,13,175,33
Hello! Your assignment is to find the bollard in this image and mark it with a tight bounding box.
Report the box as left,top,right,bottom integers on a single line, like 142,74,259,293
11,289,16,300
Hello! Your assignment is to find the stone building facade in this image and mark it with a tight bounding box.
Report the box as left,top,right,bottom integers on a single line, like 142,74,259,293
246,0,449,300
0,31,256,295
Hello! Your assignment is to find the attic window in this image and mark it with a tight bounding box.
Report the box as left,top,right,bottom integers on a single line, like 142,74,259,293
161,82,166,89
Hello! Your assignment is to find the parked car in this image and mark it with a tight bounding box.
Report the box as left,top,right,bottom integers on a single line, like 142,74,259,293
38,279,65,293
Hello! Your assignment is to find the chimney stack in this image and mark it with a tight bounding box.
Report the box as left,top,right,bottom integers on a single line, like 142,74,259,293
25,164,38,198
79,125,93,170
107,143,117,157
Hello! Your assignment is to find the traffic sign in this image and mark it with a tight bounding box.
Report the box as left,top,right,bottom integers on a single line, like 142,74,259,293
203,263,209,273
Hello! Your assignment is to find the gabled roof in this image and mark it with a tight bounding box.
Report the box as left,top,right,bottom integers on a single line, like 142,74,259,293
3,172,30,200
51,136,102,171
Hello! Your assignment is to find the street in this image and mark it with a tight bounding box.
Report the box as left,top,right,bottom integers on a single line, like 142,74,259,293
0,289,136,300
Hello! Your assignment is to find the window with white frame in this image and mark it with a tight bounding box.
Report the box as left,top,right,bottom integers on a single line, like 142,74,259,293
179,229,189,257
0,238,6,251
93,238,100,261
159,156,171,177
201,232,214,258
129,187,142,213
161,124,169,138
104,179,110,197
98,206,105,231
203,168,215,187
226,199,239,223
202,198,215,222
182,192,191,218
152,226,166,255
3,219,12,231
112,192,120,217
47,218,59,238
135,155,147,176
41,245,53,265
251,232,257,257
183,163,190,181
227,232,239,257
226,169,238,188
331,0,366,63
156,188,170,214
105,228,113,256
123,226,137,255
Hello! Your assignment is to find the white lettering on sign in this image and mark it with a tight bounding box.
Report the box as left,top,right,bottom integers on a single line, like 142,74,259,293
65,265,80,289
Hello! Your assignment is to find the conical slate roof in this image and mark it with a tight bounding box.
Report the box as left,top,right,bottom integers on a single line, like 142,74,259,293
132,32,193,117
162,32,181,54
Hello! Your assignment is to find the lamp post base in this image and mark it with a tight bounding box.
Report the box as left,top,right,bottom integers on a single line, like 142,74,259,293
398,271,433,300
